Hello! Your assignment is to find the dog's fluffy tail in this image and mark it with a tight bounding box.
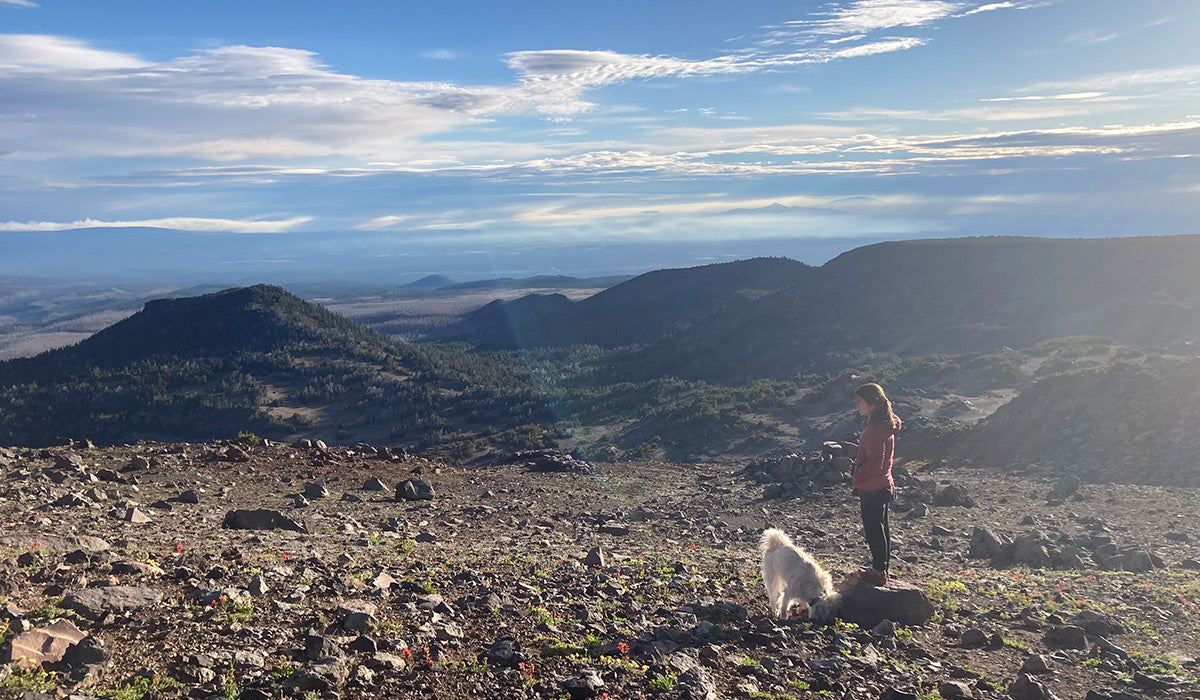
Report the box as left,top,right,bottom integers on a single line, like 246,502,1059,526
759,527,793,555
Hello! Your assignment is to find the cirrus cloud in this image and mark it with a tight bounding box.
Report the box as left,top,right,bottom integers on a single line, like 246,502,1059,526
0,216,313,233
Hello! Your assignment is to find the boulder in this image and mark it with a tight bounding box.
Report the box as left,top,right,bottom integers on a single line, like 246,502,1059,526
221,509,307,533
967,527,1007,559
933,484,974,508
9,619,87,670
835,578,935,628
62,586,163,619
396,479,435,501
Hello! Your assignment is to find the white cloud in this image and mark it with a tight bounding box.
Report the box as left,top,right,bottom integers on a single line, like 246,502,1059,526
0,34,148,69
420,49,458,60
790,0,963,36
1065,29,1122,45
0,216,312,233
831,37,926,58
0,0,37,7
1017,65,1200,94
356,214,413,229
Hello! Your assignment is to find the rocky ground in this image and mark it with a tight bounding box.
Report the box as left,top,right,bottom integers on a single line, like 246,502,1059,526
1,442,1199,700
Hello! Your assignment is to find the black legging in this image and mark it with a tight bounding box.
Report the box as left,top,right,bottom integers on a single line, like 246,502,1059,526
859,489,892,572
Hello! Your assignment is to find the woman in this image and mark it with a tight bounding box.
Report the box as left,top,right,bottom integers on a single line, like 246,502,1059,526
852,382,901,586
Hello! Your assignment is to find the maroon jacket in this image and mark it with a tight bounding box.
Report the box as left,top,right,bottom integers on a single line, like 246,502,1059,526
852,416,901,493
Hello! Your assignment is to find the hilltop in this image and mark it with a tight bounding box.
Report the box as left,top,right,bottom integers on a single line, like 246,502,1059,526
0,441,1197,699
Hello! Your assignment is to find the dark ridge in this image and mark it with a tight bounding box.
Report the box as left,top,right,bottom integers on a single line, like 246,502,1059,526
618,235,1200,381
453,257,811,349
404,274,455,290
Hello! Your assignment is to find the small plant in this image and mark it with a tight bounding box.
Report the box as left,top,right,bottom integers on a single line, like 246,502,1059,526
1000,636,1029,652
220,668,238,700
24,598,73,623
1081,657,1101,668
895,627,913,641
739,654,761,667
536,638,583,658
922,579,968,609
788,679,811,691
648,674,674,691
0,666,59,694
233,431,263,446
582,633,601,649
97,675,183,700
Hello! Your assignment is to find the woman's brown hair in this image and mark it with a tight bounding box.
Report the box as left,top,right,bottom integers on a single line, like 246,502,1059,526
856,382,898,429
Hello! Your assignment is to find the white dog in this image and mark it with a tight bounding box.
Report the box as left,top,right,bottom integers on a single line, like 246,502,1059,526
759,528,841,622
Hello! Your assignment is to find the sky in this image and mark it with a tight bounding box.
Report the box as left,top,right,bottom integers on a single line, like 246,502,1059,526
1,0,1198,282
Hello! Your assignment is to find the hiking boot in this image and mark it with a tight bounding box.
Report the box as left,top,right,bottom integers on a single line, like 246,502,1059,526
857,568,888,586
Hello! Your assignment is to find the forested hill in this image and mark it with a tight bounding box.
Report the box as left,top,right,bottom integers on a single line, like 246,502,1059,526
451,256,811,349
0,285,551,449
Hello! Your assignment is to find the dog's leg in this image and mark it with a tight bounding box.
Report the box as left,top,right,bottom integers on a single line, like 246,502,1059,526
777,583,791,620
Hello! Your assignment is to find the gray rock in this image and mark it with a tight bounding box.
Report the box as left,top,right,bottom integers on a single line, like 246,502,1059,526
583,545,606,568
968,527,1007,559
933,484,974,508
599,522,631,536
291,658,349,692
485,637,524,667
836,578,935,628
677,666,718,700
362,477,387,491
938,680,973,698
63,586,163,619
1009,673,1058,700
248,574,269,597
48,634,110,685
396,479,435,501
1071,609,1126,637
960,628,988,647
304,635,345,661
1043,625,1088,649
561,670,604,699
1050,476,1082,500
1020,654,1052,674
110,561,164,577
124,507,152,523
178,489,200,504
303,480,329,499
221,509,307,532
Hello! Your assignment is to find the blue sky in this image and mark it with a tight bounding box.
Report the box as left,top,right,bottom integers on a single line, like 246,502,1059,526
1,0,1198,281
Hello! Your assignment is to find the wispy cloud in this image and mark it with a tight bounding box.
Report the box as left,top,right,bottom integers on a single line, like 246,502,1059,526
831,37,927,58
420,49,458,60
0,34,148,69
0,0,37,7
0,216,312,233
787,0,963,36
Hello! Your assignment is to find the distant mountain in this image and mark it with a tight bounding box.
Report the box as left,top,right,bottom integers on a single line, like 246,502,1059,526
439,274,630,293
404,274,455,290
452,257,811,349
0,285,552,450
